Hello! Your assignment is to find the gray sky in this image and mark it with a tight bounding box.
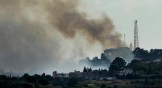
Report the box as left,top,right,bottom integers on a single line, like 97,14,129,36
80,0,162,50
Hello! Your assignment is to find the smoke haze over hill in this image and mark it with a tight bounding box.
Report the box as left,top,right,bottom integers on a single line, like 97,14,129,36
0,0,124,74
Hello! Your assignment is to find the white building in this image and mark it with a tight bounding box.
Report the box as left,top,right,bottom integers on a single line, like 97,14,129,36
119,69,133,76
53,71,69,78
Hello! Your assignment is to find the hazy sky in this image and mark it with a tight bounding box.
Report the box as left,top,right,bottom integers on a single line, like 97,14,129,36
81,0,162,50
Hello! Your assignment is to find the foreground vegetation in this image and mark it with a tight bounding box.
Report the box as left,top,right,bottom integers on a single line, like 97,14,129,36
1,56,162,88
1,74,162,88
1,48,162,88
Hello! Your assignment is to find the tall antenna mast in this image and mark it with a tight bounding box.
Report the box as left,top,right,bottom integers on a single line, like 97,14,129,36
124,34,126,47
130,42,133,51
134,20,139,50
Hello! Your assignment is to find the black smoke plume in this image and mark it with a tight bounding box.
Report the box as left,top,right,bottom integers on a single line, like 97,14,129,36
0,0,124,74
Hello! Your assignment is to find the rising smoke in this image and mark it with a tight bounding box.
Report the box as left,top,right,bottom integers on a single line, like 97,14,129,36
0,0,124,74
46,0,124,48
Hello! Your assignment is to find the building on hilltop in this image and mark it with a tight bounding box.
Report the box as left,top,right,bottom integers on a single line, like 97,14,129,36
53,71,69,78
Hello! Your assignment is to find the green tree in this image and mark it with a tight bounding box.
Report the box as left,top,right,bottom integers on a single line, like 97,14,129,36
159,58,162,71
101,84,106,88
38,78,49,85
22,73,36,84
108,57,126,76
67,78,78,87
127,59,141,73
83,67,87,72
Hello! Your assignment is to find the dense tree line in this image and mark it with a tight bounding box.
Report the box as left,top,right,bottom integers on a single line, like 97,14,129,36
133,48,162,61
108,56,162,79
0,73,53,88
